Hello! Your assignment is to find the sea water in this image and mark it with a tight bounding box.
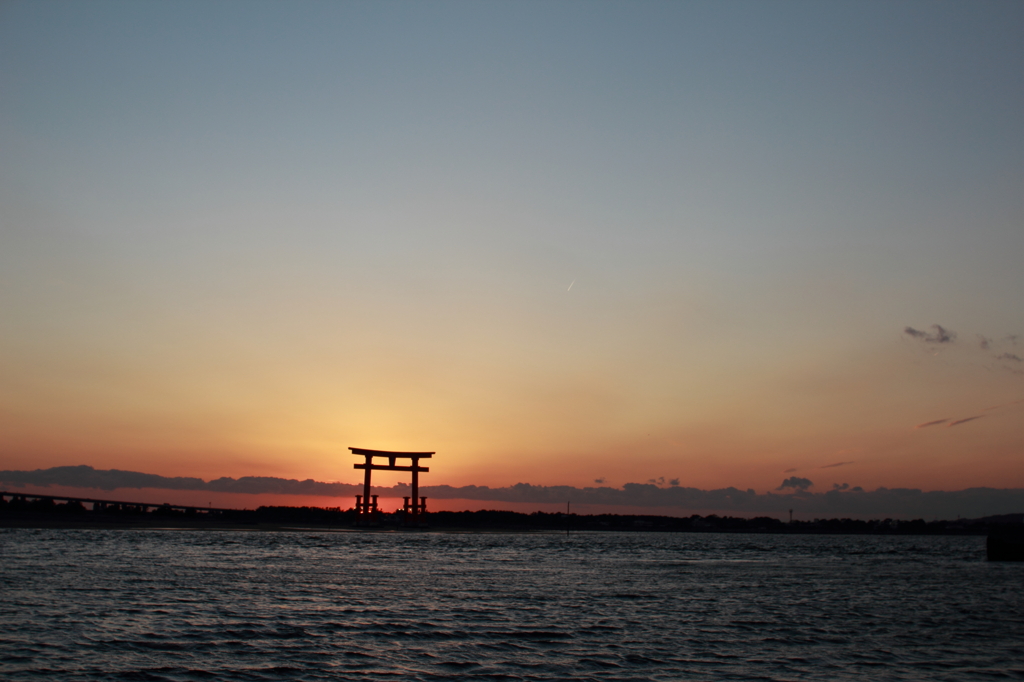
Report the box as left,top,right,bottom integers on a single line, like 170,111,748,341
1,529,1021,681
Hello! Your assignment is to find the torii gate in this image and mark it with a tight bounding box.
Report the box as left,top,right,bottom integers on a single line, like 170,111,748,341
350,447,433,526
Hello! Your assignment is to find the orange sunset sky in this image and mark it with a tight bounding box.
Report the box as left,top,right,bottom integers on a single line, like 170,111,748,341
1,1,1022,505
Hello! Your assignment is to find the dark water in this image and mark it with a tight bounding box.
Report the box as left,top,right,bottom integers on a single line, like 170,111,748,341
1,529,1021,681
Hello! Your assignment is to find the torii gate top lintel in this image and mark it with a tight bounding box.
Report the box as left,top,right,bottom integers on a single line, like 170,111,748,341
349,447,434,458
350,448,432,472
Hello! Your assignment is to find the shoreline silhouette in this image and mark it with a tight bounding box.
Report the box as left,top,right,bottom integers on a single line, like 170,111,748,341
3,490,1019,536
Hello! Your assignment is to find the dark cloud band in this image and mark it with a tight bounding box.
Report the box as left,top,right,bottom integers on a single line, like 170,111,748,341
3,465,1024,518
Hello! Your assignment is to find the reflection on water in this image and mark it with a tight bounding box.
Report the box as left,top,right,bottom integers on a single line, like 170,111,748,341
1,530,1020,681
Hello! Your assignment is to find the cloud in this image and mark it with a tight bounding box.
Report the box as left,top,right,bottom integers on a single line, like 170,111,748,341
833,483,850,491
777,476,813,491
908,326,1023,376
5,465,1024,518
669,478,680,487
594,477,605,484
904,324,956,344
915,419,950,429
784,468,797,473
820,461,854,469
948,416,983,427
0,465,360,496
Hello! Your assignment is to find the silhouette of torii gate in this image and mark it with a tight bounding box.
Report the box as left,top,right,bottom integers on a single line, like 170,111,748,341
350,447,433,526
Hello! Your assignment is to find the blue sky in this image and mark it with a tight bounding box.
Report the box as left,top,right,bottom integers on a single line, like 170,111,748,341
1,1,1022,495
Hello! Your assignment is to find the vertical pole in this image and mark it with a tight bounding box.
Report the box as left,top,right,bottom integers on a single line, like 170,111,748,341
362,455,373,517
411,458,419,526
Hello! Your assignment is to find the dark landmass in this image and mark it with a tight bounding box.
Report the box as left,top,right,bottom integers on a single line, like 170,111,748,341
2,491,1021,534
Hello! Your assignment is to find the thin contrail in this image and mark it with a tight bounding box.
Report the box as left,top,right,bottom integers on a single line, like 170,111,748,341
948,415,983,427
567,279,574,291
915,418,949,429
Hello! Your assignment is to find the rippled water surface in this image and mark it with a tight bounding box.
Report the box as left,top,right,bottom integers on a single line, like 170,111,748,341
1,529,1021,681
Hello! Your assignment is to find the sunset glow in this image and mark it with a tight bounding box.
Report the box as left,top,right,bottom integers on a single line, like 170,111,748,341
1,1,1022,513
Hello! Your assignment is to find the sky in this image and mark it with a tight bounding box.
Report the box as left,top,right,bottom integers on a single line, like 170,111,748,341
1,0,1022,505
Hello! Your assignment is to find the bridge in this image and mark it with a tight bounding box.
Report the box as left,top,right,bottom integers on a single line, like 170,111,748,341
0,491,236,516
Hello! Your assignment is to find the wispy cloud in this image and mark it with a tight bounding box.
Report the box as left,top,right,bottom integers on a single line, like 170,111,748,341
784,468,797,473
948,416,983,427
971,332,1023,373
919,397,1023,428
904,324,956,344
820,461,854,469
906,324,1024,376
982,399,1024,411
